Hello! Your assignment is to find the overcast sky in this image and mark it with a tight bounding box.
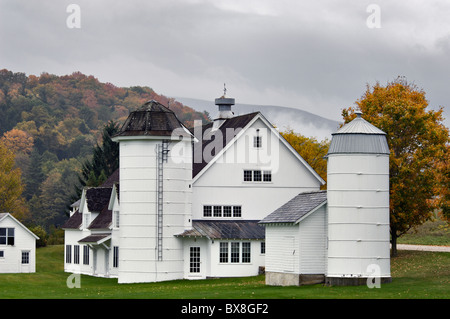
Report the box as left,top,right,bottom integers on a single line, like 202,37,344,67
0,0,448,127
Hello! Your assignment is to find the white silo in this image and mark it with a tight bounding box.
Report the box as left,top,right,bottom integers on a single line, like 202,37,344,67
112,100,194,283
326,111,391,286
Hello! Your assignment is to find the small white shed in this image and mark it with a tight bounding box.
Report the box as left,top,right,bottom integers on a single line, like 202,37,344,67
260,191,327,286
0,213,39,273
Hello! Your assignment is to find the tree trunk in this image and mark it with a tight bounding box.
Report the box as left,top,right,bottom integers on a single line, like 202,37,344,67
391,227,398,257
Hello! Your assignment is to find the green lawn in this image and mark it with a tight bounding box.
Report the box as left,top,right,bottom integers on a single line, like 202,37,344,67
0,245,448,299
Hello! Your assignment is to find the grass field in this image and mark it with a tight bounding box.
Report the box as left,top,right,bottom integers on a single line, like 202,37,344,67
0,245,448,299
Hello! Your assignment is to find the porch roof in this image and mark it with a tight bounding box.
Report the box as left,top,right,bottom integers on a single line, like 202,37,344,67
78,233,111,245
176,220,264,240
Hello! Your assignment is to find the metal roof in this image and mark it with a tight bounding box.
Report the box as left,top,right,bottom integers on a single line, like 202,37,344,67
259,191,327,224
176,220,265,239
328,112,389,155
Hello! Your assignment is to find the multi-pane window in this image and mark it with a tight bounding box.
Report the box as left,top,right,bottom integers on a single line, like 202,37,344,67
260,242,266,254
263,171,272,182
203,205,242,218
231,242,240,263
0,228,14,245
203,205,212,217
219,242,228,263
113,246,119,268
21,251,29,264
220,242,251,264
254,136,262,148
243,170,272,182
242,242,251,263
74,245,80,264
190,247,200,273
65,245,72,263
213,206,222,217
223,206,232,217
243,170,252,181
83,245,90,265
233,206,242,217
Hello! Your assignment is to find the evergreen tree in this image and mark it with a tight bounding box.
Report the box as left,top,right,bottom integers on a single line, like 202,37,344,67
77,120,119,193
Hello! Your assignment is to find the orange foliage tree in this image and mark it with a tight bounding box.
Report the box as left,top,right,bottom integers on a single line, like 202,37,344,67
342,77,449,256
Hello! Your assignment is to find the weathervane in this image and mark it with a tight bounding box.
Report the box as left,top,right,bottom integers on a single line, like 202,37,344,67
223,83,227,97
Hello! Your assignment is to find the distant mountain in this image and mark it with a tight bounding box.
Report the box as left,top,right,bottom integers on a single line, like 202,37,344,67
176,97,341,141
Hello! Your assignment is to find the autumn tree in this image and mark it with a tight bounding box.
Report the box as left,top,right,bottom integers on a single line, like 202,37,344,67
0,139,29,221
280,129,329,188
342,77,449,256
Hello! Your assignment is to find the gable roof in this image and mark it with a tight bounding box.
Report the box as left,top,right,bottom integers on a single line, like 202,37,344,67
176,220,265,240
191,112,259,178
259,190,327,224
61,210,82,229
191,111,325,185
0,213,40,239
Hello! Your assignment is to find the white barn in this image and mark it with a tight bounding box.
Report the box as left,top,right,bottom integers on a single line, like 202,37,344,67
63,95,325,283
0,213,39,273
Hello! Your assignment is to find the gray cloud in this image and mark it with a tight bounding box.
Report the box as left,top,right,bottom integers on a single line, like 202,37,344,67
0,0,448,127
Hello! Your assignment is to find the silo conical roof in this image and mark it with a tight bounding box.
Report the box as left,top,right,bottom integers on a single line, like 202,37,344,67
114,100,191,138
328,112,389,155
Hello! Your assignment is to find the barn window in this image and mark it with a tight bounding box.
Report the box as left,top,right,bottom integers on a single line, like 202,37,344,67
254,136,262,148
242,242,251,263
203,206,212,217
231,242,240,263
83,246,90,265
65,245,72,263
223,206,232,217
21,251,30,264
260,242,265,254
74,245,80,264
243,170,252,181
233,206,242,217
220,242,228,263
213,206,222,217
113,246,119,268
0,228,14,245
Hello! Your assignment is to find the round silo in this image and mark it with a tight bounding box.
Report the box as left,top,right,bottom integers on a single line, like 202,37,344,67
326,111,391,286
112,100,194,283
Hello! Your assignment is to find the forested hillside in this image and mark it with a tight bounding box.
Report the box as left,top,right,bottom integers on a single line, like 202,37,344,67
0,69,210,231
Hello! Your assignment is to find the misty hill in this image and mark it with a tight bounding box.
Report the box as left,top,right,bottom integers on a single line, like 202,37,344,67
176,97,341,141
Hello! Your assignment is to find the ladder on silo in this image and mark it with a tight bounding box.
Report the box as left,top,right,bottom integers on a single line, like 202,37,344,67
156,140,169,261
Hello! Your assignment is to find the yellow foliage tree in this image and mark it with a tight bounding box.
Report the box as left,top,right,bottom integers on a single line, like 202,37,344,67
280,129,329,189
342,77,449,256
0,140,29,221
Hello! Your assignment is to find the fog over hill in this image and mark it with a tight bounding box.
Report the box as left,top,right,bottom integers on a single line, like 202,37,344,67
176,97,341,141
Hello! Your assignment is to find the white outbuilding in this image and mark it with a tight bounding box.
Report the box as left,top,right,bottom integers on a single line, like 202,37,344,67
0,213,39,273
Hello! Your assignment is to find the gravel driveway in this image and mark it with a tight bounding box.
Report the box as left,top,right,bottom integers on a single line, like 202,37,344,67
397,244,450,252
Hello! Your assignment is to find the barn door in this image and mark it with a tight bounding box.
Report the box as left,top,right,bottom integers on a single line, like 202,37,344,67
189,246,201,274
283,236,296,272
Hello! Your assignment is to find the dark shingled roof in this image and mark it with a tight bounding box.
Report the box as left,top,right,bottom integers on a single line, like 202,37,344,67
191,112,259,178
259,191,327,224
78,233,111,244
88,205,112,229
61,210,82,229
114,100,191,138
85,187,112,212
176,220,265,239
